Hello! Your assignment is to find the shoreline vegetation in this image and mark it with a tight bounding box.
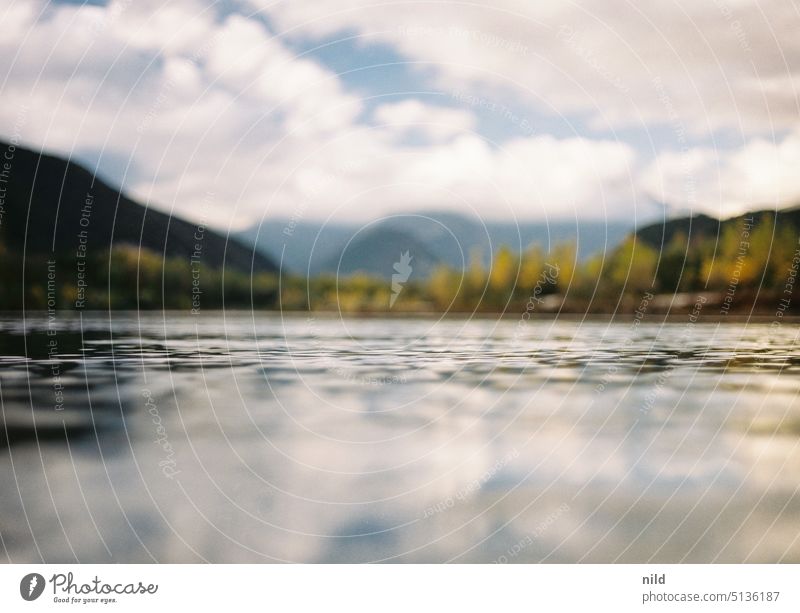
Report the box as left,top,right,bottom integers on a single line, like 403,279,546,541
4,209,799,317
9,310,800,324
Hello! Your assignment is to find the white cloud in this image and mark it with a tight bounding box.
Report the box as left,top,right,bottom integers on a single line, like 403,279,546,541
642,129,800,217
372,99,476,142
263,0,800,134
0,0,796,231
276,130,639,222
0,0,647,228
0,1,365,227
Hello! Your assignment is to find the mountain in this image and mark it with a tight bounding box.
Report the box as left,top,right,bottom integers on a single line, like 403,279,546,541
635,207,800,248
0,141,276,273
239,213,632,278
335,226,442,279
238,218,355,276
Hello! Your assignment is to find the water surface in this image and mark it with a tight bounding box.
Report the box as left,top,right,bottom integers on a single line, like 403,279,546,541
1,313,799,562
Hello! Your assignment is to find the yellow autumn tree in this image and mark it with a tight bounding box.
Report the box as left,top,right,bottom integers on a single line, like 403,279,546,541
489,245,517,294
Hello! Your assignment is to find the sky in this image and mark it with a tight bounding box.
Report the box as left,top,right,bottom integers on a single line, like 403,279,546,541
0,0,798,230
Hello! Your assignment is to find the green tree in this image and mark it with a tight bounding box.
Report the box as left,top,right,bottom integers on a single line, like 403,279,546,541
606,237,657,293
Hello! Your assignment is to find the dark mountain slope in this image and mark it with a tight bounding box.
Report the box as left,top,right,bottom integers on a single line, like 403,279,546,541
635,208,800,248
0,141,276,273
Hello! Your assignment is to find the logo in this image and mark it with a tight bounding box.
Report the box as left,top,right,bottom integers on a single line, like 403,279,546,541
390,251,413,307
20,573,45,601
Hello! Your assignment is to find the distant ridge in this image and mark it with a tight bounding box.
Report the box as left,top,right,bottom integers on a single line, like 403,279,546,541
635,208,800,248
239,213,633,278
0,141,277,273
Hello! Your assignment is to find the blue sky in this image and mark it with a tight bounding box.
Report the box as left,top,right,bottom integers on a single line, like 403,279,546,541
2,0,799,229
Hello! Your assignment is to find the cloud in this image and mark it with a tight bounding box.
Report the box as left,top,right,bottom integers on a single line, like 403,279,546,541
0,0,649,228
0,1,365,227
0,0,796,230
274,129,639,223
642,129,800,217
371,99,477,142
263,0,800,134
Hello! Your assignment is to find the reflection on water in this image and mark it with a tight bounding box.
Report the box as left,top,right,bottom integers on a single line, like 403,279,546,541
1,313,799,562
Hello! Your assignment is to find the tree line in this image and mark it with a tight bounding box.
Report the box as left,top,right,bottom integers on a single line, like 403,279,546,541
3,212,798,315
